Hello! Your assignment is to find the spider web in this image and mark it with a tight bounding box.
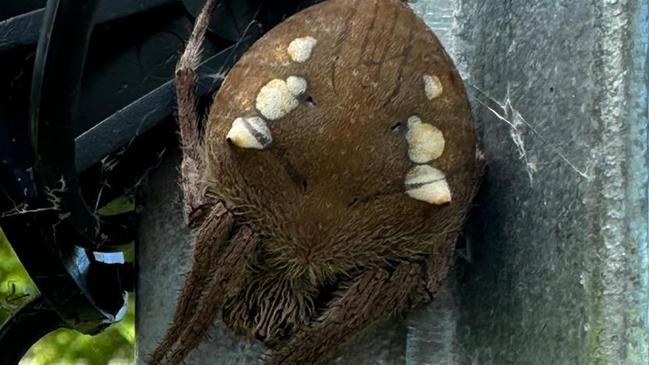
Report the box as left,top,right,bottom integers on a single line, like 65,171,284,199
467,83,591,185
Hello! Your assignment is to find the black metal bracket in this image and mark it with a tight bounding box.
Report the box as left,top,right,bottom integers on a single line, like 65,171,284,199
0,0,177,52
0,296,65,365
0,0,318,363
0,1,130,362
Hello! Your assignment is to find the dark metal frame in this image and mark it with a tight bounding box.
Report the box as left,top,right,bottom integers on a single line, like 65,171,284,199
0,1,131,363
0,0,318,363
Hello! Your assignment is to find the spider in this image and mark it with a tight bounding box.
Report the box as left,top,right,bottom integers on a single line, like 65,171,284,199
148,0,483,364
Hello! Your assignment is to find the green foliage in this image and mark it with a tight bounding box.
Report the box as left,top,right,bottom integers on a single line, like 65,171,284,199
0,233,36,323
0,231,135,365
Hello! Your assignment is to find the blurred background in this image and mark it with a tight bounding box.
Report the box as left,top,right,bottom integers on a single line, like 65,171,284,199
0,232,135,365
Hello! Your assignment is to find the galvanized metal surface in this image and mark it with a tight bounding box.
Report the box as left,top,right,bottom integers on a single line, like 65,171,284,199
433,0,648,363
137,0,648,363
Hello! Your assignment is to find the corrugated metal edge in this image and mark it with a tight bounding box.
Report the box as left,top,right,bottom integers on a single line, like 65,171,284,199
410,0,649,363
586,0,648,363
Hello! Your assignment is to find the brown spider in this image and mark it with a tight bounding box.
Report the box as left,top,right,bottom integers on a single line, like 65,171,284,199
147,0,483,364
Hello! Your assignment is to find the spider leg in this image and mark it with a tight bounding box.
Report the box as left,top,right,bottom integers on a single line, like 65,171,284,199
175,0,218,224
146,202,234,365
266,262,423,365
160,225,259,365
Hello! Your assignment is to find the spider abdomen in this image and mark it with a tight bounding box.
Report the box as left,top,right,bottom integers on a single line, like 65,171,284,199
204,0,479,345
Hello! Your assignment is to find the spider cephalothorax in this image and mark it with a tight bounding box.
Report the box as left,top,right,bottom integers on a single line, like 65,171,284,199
149,0,482,364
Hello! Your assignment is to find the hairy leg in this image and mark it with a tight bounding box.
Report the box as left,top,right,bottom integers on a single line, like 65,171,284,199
147,1,250,363
161,225,259,365
266,262,423,365
146,202,234,365
175,0,218,224
222,273,317,347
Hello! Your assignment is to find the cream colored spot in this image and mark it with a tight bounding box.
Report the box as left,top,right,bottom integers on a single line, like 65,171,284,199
406,116,445,164
405,165,451,205
226,117,272,150
286,76,307,96
256,79,299,120
287,36,317,63
423,74,443,100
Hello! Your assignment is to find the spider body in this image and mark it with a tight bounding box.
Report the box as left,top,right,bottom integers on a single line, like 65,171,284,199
149,0,482,364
